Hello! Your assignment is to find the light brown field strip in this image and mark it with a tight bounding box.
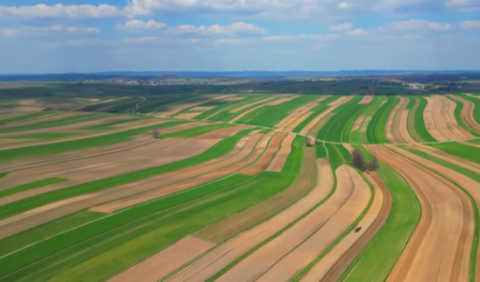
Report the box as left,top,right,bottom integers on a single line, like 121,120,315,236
250,166,370,282
351,115,365,132
399,110,417,143
367,145,473,282
265,133,296,171
267,96,296,106
300,96,353,136
0,126,251,239
166,158,333,282
275,96,329,130
240,132,287,175
90,132,274,213
409,144,480,173
107,236,214,282
156,96,227,117
230,97,296,123
302,172,392,282
449,95,480,133
358,96,373,104
191,106,215,111
230,97,277,113
385,97,403,143
176,113,201,119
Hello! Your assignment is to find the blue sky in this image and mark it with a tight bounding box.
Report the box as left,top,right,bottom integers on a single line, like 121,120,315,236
0,0,479,73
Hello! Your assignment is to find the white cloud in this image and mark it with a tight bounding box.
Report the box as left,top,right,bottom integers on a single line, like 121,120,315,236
264,34,340,41
347,28,367,36
330,23,353,31
117,20,166,31
460,20,480,29
214,38,253,45
446,0,471,6
122,36,200,44
0,4,124,19
377,19,452,32
0,25,100,36
165,22,266,36
337,2,351,9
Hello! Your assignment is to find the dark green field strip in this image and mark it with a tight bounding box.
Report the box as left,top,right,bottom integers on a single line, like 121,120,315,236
0,172,9,179
338,154,421,282
82,118,141,130
194,96,258,120
412,97,436,142
171,97,232,117
160,124,233,138
240,96,319,127
406,97,424,142
79,98,131,112
317,96,363,142
136,95,191,114
347,97,386,144
292,96,340,133
405,96,416,110
324,143,350,170
316,143,327,158
0,121,185,163
208,96,276,122
461,95,480,126
3,138,303,282
365,97,400,144
0,112,49,125
293,164,375,282
0,177,68,199
445,96,480,137
0,128,253,220
9,133,79,139
108,99,144,113
399,145,480,281
0,211,104,257
431,142,480,164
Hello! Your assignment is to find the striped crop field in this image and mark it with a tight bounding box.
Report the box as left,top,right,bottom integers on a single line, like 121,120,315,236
1,93,480,282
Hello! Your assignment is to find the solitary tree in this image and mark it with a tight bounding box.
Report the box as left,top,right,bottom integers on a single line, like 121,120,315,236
351,149,366,171
367,156,380,171
152,129,160,139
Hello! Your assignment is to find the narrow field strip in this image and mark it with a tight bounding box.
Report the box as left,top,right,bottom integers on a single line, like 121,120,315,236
275,96,329,130
449,95,480,135
161,124,233,138
358,96,373,104
240,132,287,175
410,97,436,142
0,178,68,199
216,166,370,282
338,162,421,282
385,97,410,143
266,133,296,171
350,115,365,132
165,155,330,282
367,145,474,282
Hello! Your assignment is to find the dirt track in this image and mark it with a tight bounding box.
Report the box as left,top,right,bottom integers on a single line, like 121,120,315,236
166,158,333,282
266,133,296,171
303,172,392,282
367,145,473,282
251,166,370,282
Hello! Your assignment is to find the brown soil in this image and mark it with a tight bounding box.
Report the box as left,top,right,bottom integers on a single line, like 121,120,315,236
266,133,296,171
351,115,366,132
176,113,201,119
410,144,480,173
399,110,417,143
190,106,215,111
284,112,313,131
449,95,480,134
300,96,352,136
267,96,296,106
250,166,370,282
275,97,328,130
241,132,287,175
358,96,373,104
230,104,266,123
166,158,334,282
107,236,214,282
385,97,407,143
230,97,276,113
196,147,317,243
305,172,392,282
366,145,473,282
91,132,270,213
158,96,226,117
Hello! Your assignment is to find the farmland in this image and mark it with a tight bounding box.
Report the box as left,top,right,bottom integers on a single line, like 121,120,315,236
1,91,480,282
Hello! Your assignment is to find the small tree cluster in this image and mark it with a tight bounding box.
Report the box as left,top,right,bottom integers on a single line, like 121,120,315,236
152,129,160,139
351,148,379,172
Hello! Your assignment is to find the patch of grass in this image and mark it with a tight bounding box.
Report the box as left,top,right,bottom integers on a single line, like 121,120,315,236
461,95,480,126
161,124,232,138
431,142,480,164
0,112,48,124
413,97,436,142
365,97,400,144
0,177,68,199
82,118,139,129
0,121,186,162
325,143,350,170
316,142,327,158
0,172,9,179
9,133,79,139
445,96,480,137
346,97,386,143
338,159,421,282
206,96,271,122
0,128,255,220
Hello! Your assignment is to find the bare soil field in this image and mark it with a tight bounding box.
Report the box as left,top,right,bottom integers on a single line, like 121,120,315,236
167,158,333,282
385,97,408,143
241,132,287,175
266,133,296,171
367,145,473,282
450,95,480,133
351,115,366,132
358,96,373,104
158,96,227,117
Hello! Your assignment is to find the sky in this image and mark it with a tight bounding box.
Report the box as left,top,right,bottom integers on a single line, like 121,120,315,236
0,0,479,73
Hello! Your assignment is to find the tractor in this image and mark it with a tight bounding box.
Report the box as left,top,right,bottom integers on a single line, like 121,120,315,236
354,225,362,233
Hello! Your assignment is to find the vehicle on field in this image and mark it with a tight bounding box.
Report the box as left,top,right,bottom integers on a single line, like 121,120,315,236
354,225,362,233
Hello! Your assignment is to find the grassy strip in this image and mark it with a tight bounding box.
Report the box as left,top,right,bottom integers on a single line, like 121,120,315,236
9,133,79,139
0,120,185,162
292,167,375,281
431,142,480,163
324,143,350,170
206,96,271,121
0,177,68,199
0,128,254,220
338,155,421,282
413,97,436,142
317,96,364,142
13,138,303,282
399,145,480,282
243,96,319,127
405,96,416,110
137,95,197,114
316,143,327,158
345,97,385,143
460,94,480,126
82,118,140,129
0,172,9,179
195,96,258,120
161,124,232,138
365,97,400,144
445,96,480,137
0,112,48,124
291,96,340,133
